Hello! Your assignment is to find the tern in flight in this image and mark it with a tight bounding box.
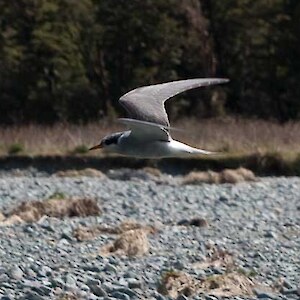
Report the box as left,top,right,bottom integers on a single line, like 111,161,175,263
89,78,229,158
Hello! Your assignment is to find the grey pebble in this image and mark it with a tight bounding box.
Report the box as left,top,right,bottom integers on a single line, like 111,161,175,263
37,266,52,277
152,293,166,300
50,278,64,288
177,295,189,300
9,267,23,280
21,291,44,300
102,282,124,292
105,264,118,273
111,292,130,300
127,278,143,289
264,231,278,239
39,222,55,232
205,295,219,300
218,195,229,202
0,296,13,300
61,230,74,241
282,279,295,290
36,286,52,296
114,287,138,298
57,238,70,247
0,275,9,283
64,274,77,288
82,265,102,272
282,288,299,295
254,288,277,299
90,285,107,297
86,278,101,287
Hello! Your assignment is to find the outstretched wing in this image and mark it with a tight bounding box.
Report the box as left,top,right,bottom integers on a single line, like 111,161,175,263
118,118,170,142
119,78,229,127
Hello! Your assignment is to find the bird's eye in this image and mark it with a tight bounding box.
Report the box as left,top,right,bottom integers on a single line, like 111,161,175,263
102,133,121,146
102,139,111,146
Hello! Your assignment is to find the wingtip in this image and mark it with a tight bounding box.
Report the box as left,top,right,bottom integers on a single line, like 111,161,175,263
194,78,230,86
216,78,230,84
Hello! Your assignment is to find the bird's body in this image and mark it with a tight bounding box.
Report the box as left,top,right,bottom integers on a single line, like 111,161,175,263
104,130,211,158
90,78,229,158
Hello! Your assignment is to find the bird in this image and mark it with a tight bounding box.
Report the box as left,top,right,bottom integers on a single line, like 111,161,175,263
89,78,229,158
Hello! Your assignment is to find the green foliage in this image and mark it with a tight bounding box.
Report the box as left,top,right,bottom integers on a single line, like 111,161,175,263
0,0,100,123
72,144,89,154
204,0,300,121
0,0,299,123
8,143,24,155
48,191,65,200
87,0,215,118
236,267,258,277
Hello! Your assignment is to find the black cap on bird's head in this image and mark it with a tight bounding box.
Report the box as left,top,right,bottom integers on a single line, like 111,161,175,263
89,132,123,151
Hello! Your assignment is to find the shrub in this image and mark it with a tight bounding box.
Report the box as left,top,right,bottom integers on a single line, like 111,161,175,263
8,143,24,155
71,145,89,154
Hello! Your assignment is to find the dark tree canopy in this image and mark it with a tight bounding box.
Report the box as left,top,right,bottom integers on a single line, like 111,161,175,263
0,0,299,123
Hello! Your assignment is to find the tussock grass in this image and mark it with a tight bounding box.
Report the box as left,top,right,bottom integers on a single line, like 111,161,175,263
1,117,300,155
101,228,150,257
182,167,256,184
157,270,270,299
199,272,256,298
142,167,162,177
0,198,101,226
158,271,199,298
74,219,157,241
55,168,106,178
74,220,157,257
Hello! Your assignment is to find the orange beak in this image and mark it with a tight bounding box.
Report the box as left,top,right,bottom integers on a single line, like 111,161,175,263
89,144,102,151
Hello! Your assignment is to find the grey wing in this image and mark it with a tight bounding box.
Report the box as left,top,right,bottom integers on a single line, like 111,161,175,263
119,78,229,127
118,118,170,142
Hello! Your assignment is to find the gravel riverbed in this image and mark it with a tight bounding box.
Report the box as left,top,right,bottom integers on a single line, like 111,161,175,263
0,169,299,300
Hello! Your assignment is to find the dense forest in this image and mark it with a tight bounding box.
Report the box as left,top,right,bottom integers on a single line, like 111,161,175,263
0,0,299,124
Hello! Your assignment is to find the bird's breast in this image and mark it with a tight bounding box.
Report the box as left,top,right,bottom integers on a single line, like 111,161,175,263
116,137,196,158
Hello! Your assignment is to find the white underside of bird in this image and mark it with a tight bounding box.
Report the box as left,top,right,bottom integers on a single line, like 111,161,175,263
89,78,229,158
99,123,212,158
116,136,212,159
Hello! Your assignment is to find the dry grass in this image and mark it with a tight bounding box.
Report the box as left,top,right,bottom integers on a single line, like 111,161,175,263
142,167,162,177
55,168,106,177
73,219,157,241
220,168,256,183
182,167,256,184
74,220,157,257
0,198,101,226
194,247,235,270
158,271,200,298
0,120,119,155
1,117,300,155
157,270,271,299
100,228,150,257
56,293,81,300
157,238,271,299
75,220,155,257
174,117,300,154
199,272,256,298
